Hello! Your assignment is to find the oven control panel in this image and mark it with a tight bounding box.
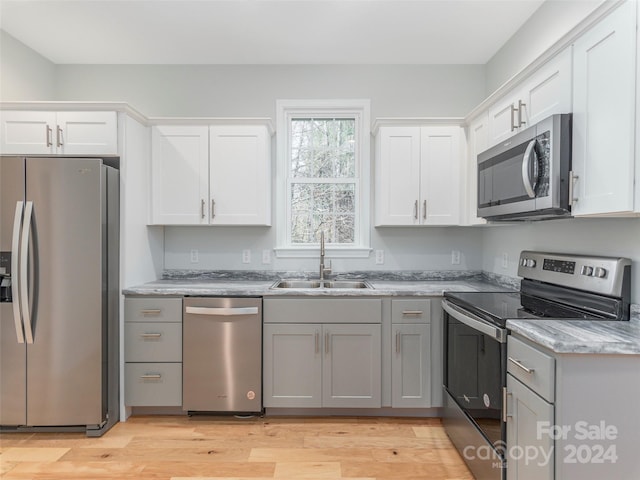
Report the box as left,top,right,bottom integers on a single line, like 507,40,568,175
518,251,630,297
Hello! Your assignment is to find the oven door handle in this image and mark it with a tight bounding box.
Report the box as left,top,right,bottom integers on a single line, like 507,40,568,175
442,299,507,343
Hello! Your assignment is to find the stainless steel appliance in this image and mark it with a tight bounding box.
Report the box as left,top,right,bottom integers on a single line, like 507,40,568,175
442,251,631,480
478,114,572,221
0,156,119,436
183,297,262,414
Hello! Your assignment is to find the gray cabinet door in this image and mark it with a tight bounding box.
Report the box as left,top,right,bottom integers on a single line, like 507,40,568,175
506,374,554,480
392,324,431,408
263,324,322,408
323,324,381,408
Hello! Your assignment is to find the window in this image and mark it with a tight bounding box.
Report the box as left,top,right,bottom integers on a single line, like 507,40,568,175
276,100,371,258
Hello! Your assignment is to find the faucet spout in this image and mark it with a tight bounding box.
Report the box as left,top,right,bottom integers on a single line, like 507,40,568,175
319,231,332,281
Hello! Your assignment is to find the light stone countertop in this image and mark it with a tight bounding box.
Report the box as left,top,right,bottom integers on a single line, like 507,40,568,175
507,319,640,355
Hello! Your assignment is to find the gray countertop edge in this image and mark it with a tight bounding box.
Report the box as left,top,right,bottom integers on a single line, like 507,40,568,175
507,319,640,355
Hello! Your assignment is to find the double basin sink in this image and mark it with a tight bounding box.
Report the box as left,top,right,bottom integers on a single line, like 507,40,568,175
272,279,372,289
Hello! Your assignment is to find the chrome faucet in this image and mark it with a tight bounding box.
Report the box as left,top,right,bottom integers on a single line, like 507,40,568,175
319,231,332,281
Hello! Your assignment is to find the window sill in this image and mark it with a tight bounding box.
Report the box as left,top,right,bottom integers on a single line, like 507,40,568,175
274,247,372,259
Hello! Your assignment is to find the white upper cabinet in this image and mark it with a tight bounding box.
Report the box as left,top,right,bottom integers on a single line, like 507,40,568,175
0,111,117,155
488,48,572,147
571,0,638,216
465,114,488,225
209,126,271,226
375,125,462,226
150,124,272,226
151,125,209,225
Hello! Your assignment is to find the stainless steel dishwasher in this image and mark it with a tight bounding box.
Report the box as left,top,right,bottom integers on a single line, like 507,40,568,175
183,297,262,414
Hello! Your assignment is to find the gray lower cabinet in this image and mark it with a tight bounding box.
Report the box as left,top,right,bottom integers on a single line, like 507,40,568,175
390,298,432,408
263,298,382,409
124,297,183,407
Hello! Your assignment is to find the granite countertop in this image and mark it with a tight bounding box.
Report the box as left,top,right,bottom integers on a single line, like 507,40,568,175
507,319,640,355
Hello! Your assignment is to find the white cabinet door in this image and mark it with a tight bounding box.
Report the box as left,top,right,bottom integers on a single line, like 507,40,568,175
0,111,117,155
0,111,56,155
56,111,118,155
521,48,573,128
151,125,209,225
506,374,554,480
375,126,421,226
420,126,461,225
488,92,522,146
572,0,637,216
391,324,431,408
263,324,322,408
466,114,488,225
323,324,381,408
209,126,271,225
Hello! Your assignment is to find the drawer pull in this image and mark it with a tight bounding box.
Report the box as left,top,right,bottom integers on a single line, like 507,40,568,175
140,374,162,380
402,310,423,316
508,356,535,374
140,333,162,338
141,309,162,316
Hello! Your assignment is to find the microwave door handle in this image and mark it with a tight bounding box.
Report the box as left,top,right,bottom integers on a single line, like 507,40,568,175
521,139,538,198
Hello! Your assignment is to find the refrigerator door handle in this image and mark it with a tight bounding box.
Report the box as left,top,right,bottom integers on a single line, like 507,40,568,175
20,201,34,344
11,201,25,344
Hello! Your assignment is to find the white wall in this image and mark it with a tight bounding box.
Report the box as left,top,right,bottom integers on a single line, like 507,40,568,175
482,218,640,303
163,225,484,273
54,64,485,118
484,0,603,94
0,30,56,100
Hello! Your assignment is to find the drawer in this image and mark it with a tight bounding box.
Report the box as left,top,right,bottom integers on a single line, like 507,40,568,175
125,362,182,406
264,298,381,324
125,297,182,323
507,336,555,402
125,322,182,362
391,299,431,324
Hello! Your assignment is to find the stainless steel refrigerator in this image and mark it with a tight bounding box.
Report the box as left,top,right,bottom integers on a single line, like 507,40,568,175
0,156,119,436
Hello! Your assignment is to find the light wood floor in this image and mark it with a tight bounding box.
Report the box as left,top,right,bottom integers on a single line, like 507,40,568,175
0,415,474,480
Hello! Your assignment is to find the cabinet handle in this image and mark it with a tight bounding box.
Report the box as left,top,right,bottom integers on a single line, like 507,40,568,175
569,170,578,207
510,104,518,132
517,99,527,127
315,330,319,354
56,125,63,147
211,199,216,219
46,125,53,147
402,310,423,316
395,330,400,353
413,200,418,220
325,331,329,355
140,374,162,380
140,309,162,316
508,356,535,374
140,333,162,338
422,200,427,220
502,387,512,422
201,199,205,219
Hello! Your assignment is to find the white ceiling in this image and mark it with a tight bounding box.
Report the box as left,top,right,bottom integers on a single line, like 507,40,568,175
0,0,546,65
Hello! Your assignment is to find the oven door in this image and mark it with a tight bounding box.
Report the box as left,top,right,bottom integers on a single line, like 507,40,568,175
442,299,507,480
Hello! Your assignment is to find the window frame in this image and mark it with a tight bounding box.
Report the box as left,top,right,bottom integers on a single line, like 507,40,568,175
275,99,371,258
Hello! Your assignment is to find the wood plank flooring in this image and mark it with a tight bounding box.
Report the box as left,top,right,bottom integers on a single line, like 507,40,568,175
0,416,473,480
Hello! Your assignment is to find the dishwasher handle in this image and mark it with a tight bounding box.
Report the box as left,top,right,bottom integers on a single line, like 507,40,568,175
185,306,259,316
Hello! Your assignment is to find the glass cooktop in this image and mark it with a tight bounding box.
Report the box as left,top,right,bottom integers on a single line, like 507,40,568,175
444,290,606,328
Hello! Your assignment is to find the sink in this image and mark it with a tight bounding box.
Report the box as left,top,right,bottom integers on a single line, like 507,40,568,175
272,279,371,289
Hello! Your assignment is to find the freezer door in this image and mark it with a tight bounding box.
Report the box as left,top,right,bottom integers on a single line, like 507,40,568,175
25,157,105,426
0,156,27,425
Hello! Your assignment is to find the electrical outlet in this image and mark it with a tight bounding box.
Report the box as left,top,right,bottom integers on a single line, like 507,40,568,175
451,250,461,265
502,252,509,269
262,249,271,264
375,250,384,265
242,249,251,264
190,249,199,263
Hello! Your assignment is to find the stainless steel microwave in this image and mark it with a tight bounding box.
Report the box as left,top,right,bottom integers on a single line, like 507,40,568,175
477,113,572,221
